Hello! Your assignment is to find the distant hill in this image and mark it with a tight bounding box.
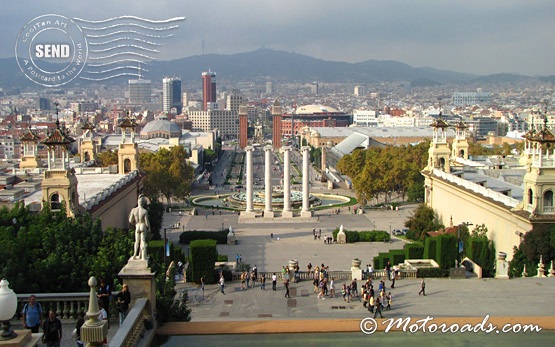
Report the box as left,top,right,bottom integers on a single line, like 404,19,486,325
0,48,550,89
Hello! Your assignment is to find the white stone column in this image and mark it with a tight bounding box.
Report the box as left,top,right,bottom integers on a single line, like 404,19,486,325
301,146,312,217
241,146,256,217
264,145,274,218
282,146,293,218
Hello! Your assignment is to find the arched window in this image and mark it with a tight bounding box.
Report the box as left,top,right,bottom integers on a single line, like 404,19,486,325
124,158,132,173
458,149,465,158
528,188,533,205
50,193,61,210
439,157,446,170
543,190,554,209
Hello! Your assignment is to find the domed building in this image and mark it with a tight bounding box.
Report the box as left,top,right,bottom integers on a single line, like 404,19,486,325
140,115,182,139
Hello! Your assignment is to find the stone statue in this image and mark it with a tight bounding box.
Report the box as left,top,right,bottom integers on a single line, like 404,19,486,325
340,225,343,233
129,194,150,260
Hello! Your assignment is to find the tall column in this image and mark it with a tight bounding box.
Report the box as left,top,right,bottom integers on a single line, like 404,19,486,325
244,146,254,215
282,146,293,218
301,146,312,217
264,145,274,218
321,145,327,172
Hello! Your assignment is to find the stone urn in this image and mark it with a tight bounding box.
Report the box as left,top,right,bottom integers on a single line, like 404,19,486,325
497,251,507,261
288,259,298,271
352,258,362,269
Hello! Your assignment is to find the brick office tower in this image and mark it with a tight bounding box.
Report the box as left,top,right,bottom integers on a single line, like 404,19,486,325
271,100,282,149
239,105,248,149
202,70,216,111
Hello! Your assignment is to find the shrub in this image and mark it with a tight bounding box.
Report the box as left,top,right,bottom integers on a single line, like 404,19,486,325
424,237,437,261
190,239,217,284
417,268,449,278
217,254,228,262
405,244,424,259
332,229,390,243
436,234,457,269
389,249,406,265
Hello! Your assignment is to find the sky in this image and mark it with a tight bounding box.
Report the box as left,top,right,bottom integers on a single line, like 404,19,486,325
3,0,555,76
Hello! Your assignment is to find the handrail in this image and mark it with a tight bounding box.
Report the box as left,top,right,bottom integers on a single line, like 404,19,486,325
109,298,148,347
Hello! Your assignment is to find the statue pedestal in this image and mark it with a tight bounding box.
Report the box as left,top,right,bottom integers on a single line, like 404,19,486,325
263,210,275,218
337,231,346,244
300,210,313,218
351,268,362,281
495,252,509,279
0,330,42,347
282,210,294,219
119,259,156,319
240,211,257,219
227,231,236,245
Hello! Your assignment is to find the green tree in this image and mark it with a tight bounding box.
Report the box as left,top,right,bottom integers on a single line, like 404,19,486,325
404,204,443,240
509,224,555,277
140,146,194,204
90,227,134,287
96,149,118,166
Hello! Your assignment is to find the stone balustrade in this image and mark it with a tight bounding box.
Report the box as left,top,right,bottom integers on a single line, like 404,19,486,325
109,298,150,347
231,269,417,282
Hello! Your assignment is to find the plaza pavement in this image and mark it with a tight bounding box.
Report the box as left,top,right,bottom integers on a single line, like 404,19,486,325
158,202,555,335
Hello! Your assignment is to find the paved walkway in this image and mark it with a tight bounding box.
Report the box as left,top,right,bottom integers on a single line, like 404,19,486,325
158,205,555,336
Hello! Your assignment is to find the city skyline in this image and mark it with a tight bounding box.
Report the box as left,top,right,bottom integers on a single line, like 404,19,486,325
2,0,555,77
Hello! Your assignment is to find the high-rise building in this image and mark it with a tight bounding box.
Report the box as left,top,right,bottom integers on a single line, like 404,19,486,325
202,70,217,111
226,89,244,113
128,79,152,104
162,77,182,114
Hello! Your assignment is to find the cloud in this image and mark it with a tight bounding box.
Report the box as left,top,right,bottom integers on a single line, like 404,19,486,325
3,0,555,75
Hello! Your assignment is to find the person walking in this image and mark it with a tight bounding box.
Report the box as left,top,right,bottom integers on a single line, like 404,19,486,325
284,278,291,298
200,276,205,299
260,274,266,290
21,295,42,333
373,298,383,318
219,275,226,294
272,273,277,291
43,310,62,347
418,278,426,296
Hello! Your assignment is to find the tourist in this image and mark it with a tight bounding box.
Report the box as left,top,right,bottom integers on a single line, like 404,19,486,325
43,310,62,347
22,295,43,333
260,274,266,290
373,298,383,318
219,274,226,294
272,273,277,291
418,278,426,296
351,279,358,298
385,261,392,280
240,272,246,290
284,278,291,298
200,276,205,299
115,284,131,325
386,292,392,310
74,311,85,347
246,271,251,288
329,277,335,298
368,295,375,313
96,279,112,320
341,283,347,301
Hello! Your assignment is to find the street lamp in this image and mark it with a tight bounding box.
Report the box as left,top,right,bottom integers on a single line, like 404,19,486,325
457,222,473,267
0,278,17,340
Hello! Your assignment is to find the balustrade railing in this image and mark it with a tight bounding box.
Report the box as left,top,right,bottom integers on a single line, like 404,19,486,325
109,298,149,347
231,269,418,282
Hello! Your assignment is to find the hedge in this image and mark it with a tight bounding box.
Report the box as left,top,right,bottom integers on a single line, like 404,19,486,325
147,240,184,266
190,239,218,284
417,268,450,278
179,230,228,244
332,229,390,243
373,252,391,270
424,237,437,261
404,244,424,259
389,249,406,266
436,234,457,270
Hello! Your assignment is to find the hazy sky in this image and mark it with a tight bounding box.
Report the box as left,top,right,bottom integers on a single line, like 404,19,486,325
3,0,554,76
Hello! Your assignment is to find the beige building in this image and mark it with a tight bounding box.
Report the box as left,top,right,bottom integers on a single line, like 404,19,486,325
187,109,239,139
422,117,555,261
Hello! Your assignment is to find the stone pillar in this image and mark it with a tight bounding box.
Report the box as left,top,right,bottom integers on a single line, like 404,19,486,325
321,145,326,172
119,258,156,320
264,146,274,218
301,146,312,217
241,146,256,218
282,146,293,218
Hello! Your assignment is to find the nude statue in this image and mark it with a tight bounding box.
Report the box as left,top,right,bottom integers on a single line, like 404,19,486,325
129,194,150,260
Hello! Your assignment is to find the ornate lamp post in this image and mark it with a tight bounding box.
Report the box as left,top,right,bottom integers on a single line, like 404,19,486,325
0,279,18,340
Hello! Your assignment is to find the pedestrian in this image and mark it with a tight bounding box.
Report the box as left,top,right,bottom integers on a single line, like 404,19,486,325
96,279,112,320
246,271,251,288
43,310,62,347
385,261,392,280
219,274,226,294
386,292,392,310
261,274,266,290
368,295,375,313
284,279,291,298
313,228,316,240
21,295,43,333
74,311,85,347
329,277,335,298
373,298,383,318
115,284,131,325
391,272,396,288
200,276,205,299
272,273,277,291
419,278,426,296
